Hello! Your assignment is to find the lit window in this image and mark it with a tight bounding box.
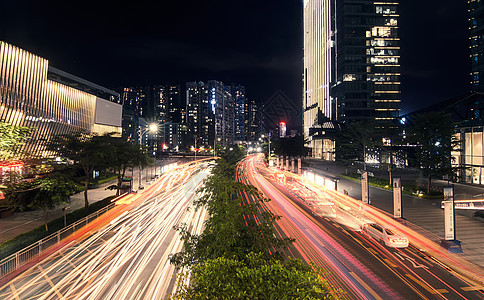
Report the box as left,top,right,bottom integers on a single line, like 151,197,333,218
343,74,356,81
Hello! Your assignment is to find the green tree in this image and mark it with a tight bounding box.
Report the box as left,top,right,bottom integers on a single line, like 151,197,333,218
2,171,37,211
220,145,246,166
4,172,79,231
406,111,460,193
171,252,335,300
0,122,34,160
31,173,80,231
47,132,114,210
335,120,383,170
105,138,154,196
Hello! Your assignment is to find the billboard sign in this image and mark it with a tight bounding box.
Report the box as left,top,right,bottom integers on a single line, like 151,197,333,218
361,172,369,204
443,186,455,241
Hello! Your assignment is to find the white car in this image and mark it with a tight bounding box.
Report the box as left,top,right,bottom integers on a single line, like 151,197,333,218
362,223,409,248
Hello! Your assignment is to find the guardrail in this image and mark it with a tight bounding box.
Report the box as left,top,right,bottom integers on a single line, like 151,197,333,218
0,201,116,279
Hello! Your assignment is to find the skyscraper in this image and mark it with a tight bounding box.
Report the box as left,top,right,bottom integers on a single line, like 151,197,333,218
303,0,400,158
222,85,235,145
232,84,246,142
245,99,263,142
186,81,213,148
469,0,484,91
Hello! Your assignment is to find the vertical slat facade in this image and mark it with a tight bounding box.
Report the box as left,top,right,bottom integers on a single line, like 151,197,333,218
0,41,97,159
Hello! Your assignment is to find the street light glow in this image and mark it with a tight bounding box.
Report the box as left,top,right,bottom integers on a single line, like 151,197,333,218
149,123,158,133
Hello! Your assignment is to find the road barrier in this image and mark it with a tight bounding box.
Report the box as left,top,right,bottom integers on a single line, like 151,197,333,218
0,201,117,279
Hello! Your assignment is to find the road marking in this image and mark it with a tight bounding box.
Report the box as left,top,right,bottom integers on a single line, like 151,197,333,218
349,272,383,300
383,258,398,268
461,286,484,291
366,247,378,255
9,284,20,300
405,274,448,294
38,265,64,299
395,252,429,269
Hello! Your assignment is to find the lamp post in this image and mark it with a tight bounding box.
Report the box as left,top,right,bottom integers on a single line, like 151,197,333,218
194,136,197,161
262,132,272,162
214,137,221,157
137,123,158,189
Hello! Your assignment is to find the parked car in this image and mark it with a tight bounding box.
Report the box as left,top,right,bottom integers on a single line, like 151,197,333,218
362,223,409,248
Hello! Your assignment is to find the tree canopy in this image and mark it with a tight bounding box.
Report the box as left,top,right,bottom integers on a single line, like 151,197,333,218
171,252,335,300
335,120,384,170
47,132,114,209
0,122,33,160
405,111,460,192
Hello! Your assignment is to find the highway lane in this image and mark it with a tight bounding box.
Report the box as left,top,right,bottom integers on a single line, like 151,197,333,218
237,156,402,300
0,160,212,300
240,154,484,300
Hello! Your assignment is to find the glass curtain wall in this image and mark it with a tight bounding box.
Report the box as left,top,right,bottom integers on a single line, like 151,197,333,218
456,126,484,184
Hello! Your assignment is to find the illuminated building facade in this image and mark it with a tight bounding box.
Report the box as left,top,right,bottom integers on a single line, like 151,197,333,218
209,80,225,147
245,99,264,142
303,0,400,158
233,84,246,142
221,85,234,145
469,0,484,91
0,41,122,159
186,81,213,148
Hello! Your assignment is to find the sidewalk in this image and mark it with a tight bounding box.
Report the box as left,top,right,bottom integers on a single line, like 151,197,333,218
0,159,179,245
306,158,484,268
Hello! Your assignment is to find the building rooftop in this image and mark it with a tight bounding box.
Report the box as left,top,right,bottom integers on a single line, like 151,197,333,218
48,66,120,102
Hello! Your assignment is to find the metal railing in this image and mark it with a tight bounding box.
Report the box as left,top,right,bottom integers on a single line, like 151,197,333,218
0,201,116,279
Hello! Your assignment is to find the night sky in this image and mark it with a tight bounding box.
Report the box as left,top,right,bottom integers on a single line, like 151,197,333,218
0,0,471,125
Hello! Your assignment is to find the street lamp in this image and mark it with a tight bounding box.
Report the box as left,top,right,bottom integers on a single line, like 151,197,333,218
138,122,159,149
138,123,158,189
262,133,272,162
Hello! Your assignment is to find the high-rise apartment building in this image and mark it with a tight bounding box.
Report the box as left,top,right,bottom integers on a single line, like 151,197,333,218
469,0,484,91
222,85,235,145
245,99,263,142
209,80,225,147
232,84,246,142
118,84,187,152
186,81,212,148
303,0,400,158
186,80,236,149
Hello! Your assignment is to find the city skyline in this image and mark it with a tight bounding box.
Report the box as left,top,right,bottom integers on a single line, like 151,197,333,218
0,0,470,120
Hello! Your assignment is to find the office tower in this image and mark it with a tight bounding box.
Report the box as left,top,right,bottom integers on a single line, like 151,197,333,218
469,0,484,91
232,84,246,141
303,0,400,158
